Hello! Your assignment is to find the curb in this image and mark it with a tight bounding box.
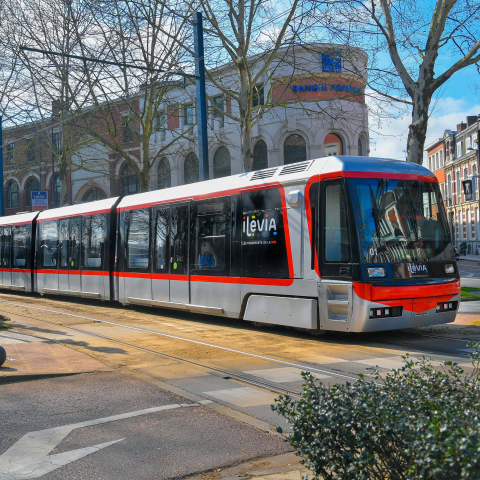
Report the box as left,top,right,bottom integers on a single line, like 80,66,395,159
461,298,480,302
0,371,85,385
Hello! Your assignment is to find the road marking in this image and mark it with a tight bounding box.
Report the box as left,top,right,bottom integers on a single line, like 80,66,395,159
244,367,331,383
0,403,198,479
203,387,277,407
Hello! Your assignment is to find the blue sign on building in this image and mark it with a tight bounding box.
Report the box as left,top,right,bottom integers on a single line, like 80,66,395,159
31,191,48,211
322,52,342,73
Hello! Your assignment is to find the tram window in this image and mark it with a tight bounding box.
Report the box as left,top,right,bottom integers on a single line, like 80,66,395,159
324,184,350,262
191,200,230,275
70,217,81,270
82,214,105,269
13,225,29,268
127,209,150,269
40,222,58,268
154,208,169,271
59,220,69,268
241,188,290,278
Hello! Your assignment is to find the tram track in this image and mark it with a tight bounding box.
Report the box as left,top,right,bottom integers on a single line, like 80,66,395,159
0,299,364,397
365,331,474,359
0,297,474,393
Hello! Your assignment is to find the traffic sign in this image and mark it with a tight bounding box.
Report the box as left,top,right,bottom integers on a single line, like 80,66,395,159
31,191,48,211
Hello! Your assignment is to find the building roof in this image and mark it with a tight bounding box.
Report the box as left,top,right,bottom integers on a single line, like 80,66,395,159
424,138,443,152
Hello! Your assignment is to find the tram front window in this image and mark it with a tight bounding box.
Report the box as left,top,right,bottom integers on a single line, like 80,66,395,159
349,178,453,263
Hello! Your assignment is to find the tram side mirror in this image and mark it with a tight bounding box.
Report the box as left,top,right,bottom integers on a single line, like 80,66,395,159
287,190,302,207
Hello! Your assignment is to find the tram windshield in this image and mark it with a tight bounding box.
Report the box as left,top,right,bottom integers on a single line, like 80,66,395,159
348,178,453,263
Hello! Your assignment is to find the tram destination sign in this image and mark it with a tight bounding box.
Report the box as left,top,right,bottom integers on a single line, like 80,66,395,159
32,191,48,211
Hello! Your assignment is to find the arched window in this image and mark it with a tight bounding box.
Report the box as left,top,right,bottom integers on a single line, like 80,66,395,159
213,146,231,179
157,157,171,190
25,178,40,207
123,165,139,196
253,140,268,170
284,134,306,165
324,133,343,156
358,138,363,156
184,152,199,185
7,182,19,208
82,188,107,203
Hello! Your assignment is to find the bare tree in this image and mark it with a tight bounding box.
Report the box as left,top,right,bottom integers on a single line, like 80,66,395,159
330,0,480,164
2,0,99,205
68,0,197,192
196,0,306,172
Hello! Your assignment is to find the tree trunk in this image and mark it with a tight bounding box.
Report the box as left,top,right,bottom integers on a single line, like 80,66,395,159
406,89,432,165
238,64,253,172
59,153,68,206
139,172,150,193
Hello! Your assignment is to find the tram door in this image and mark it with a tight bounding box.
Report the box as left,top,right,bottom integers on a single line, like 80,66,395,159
1,227,12,286
69,218,81,292
152,203,190,305
58,218,81,292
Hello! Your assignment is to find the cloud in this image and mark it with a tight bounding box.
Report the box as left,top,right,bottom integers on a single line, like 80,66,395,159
367,96,480,166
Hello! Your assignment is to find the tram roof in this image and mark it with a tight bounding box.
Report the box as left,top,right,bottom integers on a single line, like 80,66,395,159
116,156,435,212
36,197,120,223
0,211,39,227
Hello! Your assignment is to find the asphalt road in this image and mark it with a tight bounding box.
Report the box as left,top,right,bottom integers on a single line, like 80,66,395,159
0,371,289,480
458,259,480,279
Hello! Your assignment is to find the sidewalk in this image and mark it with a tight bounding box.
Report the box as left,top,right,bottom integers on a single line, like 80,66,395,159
0,329,111,382
458,254,480,262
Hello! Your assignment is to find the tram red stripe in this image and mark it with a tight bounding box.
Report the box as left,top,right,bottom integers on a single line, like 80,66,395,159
35,269,109,276
190,275,294,286
0,268,31,273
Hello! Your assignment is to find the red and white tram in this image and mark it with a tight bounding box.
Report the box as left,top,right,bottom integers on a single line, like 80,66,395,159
0,156,460,332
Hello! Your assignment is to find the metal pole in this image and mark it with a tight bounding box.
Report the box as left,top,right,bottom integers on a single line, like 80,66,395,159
193,11,209,181
51,116,54,208
0,116,4,216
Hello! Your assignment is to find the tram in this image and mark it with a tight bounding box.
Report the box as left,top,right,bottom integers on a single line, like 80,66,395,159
0,156,460,332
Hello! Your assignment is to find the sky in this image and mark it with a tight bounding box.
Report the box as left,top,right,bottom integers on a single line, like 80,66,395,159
367,62,480,167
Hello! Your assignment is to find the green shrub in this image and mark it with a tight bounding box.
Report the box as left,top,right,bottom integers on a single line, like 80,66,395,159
0,314,11,329
273,342,480,480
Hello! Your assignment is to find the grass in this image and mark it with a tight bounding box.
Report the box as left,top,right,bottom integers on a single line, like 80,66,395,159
0,314,11,329
461,287,480,300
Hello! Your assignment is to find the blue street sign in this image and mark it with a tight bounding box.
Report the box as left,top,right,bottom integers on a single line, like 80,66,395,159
31,191,48,211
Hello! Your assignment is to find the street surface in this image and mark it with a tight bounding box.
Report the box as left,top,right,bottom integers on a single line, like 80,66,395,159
1,270,480,479
458,258,480,280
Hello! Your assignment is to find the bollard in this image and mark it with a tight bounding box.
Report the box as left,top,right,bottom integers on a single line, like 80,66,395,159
0,345,6,366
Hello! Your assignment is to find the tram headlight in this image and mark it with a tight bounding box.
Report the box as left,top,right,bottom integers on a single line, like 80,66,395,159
445,264,455,274
367,267,386,278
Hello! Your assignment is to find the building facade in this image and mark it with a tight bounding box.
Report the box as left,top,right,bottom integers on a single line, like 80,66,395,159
2,43,370,216
426,115,480,253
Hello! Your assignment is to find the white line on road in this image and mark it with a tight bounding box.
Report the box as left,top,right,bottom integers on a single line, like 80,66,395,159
0,403,198,480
